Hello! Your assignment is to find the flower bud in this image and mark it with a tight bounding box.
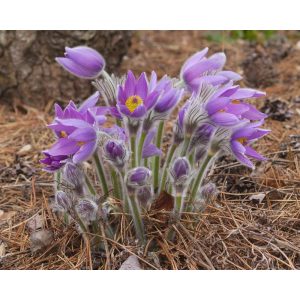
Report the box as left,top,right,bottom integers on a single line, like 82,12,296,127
137,186,154,209
170,157,191,192
103,139,129,169
56,191,73,211
63,162,85,195
56,46,105,79
75,199,98,222
126,167,152,189
194,183,218,212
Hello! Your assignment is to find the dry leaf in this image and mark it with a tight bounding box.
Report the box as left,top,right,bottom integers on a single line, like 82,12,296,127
0,210,16,225
119,255,142,270
30,230,53,253
152,191,174,211
17,144,32,155
0,241,6,257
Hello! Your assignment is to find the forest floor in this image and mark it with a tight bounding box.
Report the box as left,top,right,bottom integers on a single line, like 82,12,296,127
1,31,300,269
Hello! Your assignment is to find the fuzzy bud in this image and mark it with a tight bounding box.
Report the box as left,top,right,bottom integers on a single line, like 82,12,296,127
126,167,152,189
137,186,154,209
56,191,73,211
75,199,98,222
170,157,191,192
63,162,85,195
103,139,129,169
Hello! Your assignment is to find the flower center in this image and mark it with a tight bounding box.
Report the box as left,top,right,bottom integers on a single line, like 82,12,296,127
236,137,247,145
60,131,68,138
125,95,143,113
231,99,240,104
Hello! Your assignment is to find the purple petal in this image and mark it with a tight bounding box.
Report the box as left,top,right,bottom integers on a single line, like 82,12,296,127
245,146,266,161
210,112,240,126
231,88,266,99
145,91,160,109
55,57,99,79
117,86,127,103
73,142,97,163
68,127,96,142
149,71,158,92
242,104,267,120
181,48,209,73
226,103,249,116
131,105,147,118
135,72,148,99
124,70,136,98
54,103,63,118
56,118,91,129
218,70,242,81
65,46,105,73
206,97,231,115
79,91,99,113
142,144,162,158
47,139,79,156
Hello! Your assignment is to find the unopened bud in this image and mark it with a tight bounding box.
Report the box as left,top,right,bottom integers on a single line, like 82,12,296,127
76,199,98,222
63,162,85,195
56,191,73,211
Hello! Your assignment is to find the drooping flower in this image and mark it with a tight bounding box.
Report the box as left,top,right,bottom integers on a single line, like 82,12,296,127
126,167,152,188
230,122,270,169
56,46,105,79
137,186,154,209
117,71,160,119
40,152,69,172
180,48,242,92
76,199,98,222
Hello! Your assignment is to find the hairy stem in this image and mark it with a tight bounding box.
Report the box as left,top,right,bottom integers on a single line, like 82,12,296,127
128,193,146,244
84,174,96,196
159,144,177,194
180,136,191,156
93,152,109,198
111,168,121,199
189,152,215,207
137,131,147,165
153,121,164,190
130,135,137,168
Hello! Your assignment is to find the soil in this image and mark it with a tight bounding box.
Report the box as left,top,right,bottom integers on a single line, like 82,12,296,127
1,31,300,270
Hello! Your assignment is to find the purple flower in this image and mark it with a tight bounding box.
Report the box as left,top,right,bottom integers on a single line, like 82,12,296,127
170,157,191,186
230,122,270,169
76,199,98,222
40,151,68,172
56,191,73,211
180,48,242,92
117,71,160,119
103,139,129,168
46,119,98,164
56,46,105,79
142,128,162,159
126,167,152,188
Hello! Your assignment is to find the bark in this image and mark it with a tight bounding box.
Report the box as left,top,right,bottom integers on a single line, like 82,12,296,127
0,30,132,107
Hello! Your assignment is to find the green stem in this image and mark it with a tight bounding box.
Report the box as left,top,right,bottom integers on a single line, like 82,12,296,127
84,174,96,196
54,170,61,193
128,193,146,244
111,168,121,199
137,131,147,165
130,135,137,168
159,144,177,194
153,121,164,190
189,152,215,206
93,152,109,198
180,136,191,156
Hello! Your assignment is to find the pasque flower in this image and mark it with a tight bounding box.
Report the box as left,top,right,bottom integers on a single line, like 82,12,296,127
230,122,270,169
117,71,160,119
142,128,162,159
40,152,69,172
103,139,129,169
56,46,105,79
126,167,152,188
170,157,191,189
180,48,242,92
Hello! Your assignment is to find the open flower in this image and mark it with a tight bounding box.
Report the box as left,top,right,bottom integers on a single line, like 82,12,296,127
46,119,98,164
117,71,160,119
56,46,105,79
230,122,270,169
180,48,242,92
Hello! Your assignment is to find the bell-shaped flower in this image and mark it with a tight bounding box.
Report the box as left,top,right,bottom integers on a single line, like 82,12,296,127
56,46,105,79
126,167,152,189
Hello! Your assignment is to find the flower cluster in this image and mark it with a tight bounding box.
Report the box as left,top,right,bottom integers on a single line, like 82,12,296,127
42,45,270,244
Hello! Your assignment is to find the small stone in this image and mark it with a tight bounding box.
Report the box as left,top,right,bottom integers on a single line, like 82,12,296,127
119,255,142,270
17,144,32,155
249,193,266,204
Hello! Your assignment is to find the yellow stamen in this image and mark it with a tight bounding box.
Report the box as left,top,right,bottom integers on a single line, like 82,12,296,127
77,141,85,146
218,109,226,113
237,137,247,145
231,99,240,104
125,95,143,113
60,131,68,138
